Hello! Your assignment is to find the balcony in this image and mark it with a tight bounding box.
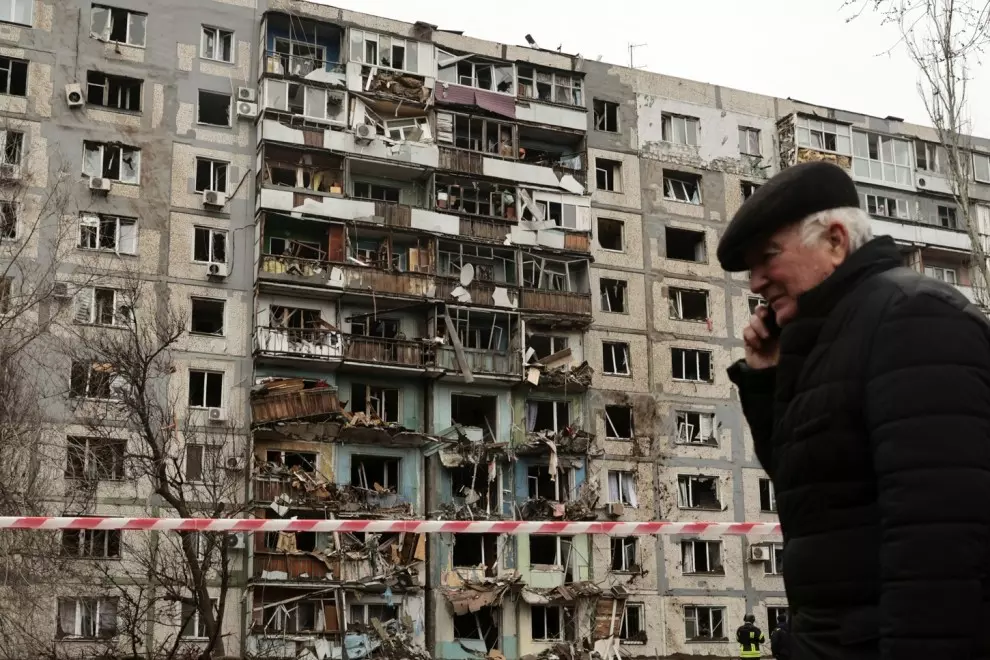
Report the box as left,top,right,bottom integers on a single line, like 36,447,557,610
255,326,343,362
252,551,340,582
263,50,344,81
344,267,437,299
251,387,342,425
519,290,593,317
438,145,484,176
458,216,513,243
436,347,521,379
342,334,427,369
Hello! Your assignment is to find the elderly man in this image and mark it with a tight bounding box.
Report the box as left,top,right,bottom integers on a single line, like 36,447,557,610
718,161,990,660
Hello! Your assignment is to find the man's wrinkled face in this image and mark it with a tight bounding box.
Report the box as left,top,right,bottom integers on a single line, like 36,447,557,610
745,220,849,326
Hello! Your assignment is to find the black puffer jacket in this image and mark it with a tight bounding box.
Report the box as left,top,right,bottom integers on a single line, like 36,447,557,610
729,236,990,660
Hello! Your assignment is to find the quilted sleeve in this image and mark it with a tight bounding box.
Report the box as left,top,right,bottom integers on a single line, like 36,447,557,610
865,291,990,660
727,359,777,476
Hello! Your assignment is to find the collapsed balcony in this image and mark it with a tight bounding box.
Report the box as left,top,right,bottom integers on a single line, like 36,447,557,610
345,228,437,298
435,174,518,222
262,13,345,84
518,123,586,186
519,255,592,319
436,240,519,307
255,303,342,363
349,158,431,225
251,378,342,425
434,307,521,379
260,143,345,195
524,333,593,392
341,307,429,371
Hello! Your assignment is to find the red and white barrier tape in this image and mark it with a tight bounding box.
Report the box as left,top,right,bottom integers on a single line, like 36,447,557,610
0,517,781,536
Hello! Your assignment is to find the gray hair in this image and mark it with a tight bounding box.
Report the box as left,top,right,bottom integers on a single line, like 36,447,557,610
799,206,873,252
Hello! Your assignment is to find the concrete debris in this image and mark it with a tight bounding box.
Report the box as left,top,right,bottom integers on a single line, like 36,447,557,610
366,70,431,104
256,463,414,517
517,428,594,456
519,479,600,522
441,575,520,616
520,581,601,605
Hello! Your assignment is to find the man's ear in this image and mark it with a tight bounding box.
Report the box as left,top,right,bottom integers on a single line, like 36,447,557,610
825,221,850,262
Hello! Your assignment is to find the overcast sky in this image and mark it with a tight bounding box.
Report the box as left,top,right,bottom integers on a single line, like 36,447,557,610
317,0,990,136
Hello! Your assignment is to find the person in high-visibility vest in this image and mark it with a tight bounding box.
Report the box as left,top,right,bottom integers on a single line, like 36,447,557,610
736,614,765,659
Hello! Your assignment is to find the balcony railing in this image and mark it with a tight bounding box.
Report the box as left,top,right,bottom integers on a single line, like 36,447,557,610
458,217,514,242
255,326,343,361
563,233,591,253
436,346,521,378
519,289,593,316
342,334,426,368
253,551,340,581
251,387,342,425
263,50,344,78
438,146,485,175
260,254,331,279
345,268,437,298
373,201,412,228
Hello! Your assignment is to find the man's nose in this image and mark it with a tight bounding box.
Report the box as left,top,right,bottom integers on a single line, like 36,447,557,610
749,266,769,294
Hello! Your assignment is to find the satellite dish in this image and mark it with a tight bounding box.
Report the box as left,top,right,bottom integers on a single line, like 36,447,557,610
460,263,475,286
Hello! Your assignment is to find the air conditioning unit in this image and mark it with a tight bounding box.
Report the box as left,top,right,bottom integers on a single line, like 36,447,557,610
237,86,257,102
207,262,229,279
89,177,111,193
236,101,258,120
207,407,226,422
52,282,71,299
917,177,927,188
65,83,84,108
202,190,227,207
606,502,625,517
355,123,376,142
227,533,247,550
750,545,771,562
225,456,245,471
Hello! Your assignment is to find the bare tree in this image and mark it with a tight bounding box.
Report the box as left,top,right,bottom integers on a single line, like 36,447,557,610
845,0,990,303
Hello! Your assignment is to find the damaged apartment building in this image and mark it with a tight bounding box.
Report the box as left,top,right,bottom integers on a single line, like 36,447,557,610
18,0,990,658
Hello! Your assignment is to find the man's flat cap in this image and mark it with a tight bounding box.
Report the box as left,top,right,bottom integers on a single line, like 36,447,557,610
717,161,860,272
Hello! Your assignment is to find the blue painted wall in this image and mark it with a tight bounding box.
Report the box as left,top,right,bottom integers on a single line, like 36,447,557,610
431,382,513,443
335,374,425,431
266,19,342,66
335,444,422,514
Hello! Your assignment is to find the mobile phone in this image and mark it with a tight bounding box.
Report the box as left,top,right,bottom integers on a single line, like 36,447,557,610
760,303,781,338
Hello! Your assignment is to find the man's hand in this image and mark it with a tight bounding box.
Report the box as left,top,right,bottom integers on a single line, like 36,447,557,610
742,305,780,369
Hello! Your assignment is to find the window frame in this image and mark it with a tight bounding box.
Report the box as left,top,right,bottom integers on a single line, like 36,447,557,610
662,172,702,204
91,5,147,48
75,286,131,327
192,226,228,264
187,369,224,409
604,405,633,440
852,131,912,186
937,205,958,229
196,90,232,127
195,157,229,194
595,158,621,192
618,603,645,641
61,527,122,559
599,277,628,313
607,469,637,507
765,543,784,575
675,410,717,445
795,116,852,155
65,436,126,481
180,598,219,639
738,126,761,156
661,113,699,146
593,98,619,133
759,477,777,512
610,536,638,572
681,539,722,574
56,597,118,640
596,217,624,252
0,200,16,240
671,347,713,383
69,361,122,401
669,287,709,322
200,26,234,64
677,474,721,510
0,55,27,96
602,340,631,376
78,214,137,254
684,605,725,641
85,70,142,112
530,604,566,642
924,265,958,284
0,0,32,26
973,152,990,184
82,141,141,184
190,297,226,336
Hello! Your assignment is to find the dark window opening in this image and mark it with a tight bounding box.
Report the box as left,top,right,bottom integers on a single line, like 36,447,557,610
678,475,720,509
748,297,764,315
595,158,621,192
198,90,231,126
602,341,630,375
600,278,627,313
452,605,499,652
0,57,27,96
267,450,317,470
938,205,957,229
767,607,789,635
526,334,567,361
185,444,218,482
195,158,228,193
676,411,717,444
350,384,399,423
0,202,16,239
593,99,619,133
351,317,399,338
530,534,571,566
61,528,121,558
451,393,498,441
619,604,645,640
450,463,498,509
682,540,722,573
663,172,702,204
193,227,226,263
350,455,399,491
190,298,224,335
353,181,400,202
66,437,125,481
741,181,760,199
759,478,776,512
611,537,637,571
530,400,569,433
604,405,633,439
669,288,708,321
665,226,706,262
527,465,569,502
452,533,498,576
86,71,142,112
672,347,713,382
188,370,223,408
531,606,563,640
69,362,115,399
597,217,623,250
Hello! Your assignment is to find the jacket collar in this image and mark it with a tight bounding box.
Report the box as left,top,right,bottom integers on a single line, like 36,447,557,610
796,235,902,318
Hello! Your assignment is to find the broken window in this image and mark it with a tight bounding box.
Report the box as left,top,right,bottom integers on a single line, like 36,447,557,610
78,215,137,254
353,181,400,202
517,66,582,105
600,278,627,313
0,56,25,96
185,444,219,483
274,37,326,76
190,298,224,335
765,543,784,575
451,463,499,510
604,405,633,439
526,334,568,361
527,465,570,502
198,90,231,126
607,470,637,507
266,450,317,470
452,605,500,652
452,533,498,574
91,5,146,46
438,51,513,93
593,99,619,133
385,116,430,141
188,369,223,408
180,599,219,639
83,141,140,183
350,603,399,625
665,226,706,262
61,528,121,559
350,384,399,423
924,265,958,284
916,141,942,173
350,30,416,72
351,455,400,491
195,158,228,194
0,276,10,314
527,400,570,434
738,126,761,156
56,598,118,639
759,478,777,512
619,603,645,641
672,348,712,382
611,537,637,571
597,217,624,251
595,158,621,192
438,111,516,157
865,194,909,220
0,0,31,25
0,130,22,169
663,172,702,204
521,255,586,292
66,437,125,481
677,475,720,509
684,605,725,641
269,236,324,261
201,26,233,63
741,181,760,200
436,178,516,219
681,540,722,574
767,607,789,634
69,362,119,400
662,114,699,146
602,341,630,376
74,287,130,326
530,535,571,566
451,393,498,441
193,226,227,264
86,71,142,112
938,205,958,229
675,411,717,444
669,288,708,321
796,116,851,155
0,201,15,239
531,606,566,641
